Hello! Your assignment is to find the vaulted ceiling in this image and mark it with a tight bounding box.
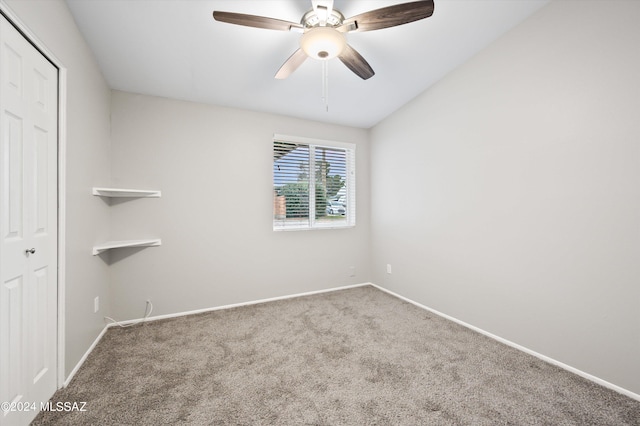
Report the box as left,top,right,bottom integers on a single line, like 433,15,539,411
65,0,549,128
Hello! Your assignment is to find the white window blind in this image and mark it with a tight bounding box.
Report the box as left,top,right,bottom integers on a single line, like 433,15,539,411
273,134,356,231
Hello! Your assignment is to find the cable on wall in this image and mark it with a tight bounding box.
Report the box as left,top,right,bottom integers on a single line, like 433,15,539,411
104,300,153,328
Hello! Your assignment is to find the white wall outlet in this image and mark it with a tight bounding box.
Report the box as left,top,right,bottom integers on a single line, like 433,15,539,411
349,266,356,277
94,296,99,313
386,264,392,274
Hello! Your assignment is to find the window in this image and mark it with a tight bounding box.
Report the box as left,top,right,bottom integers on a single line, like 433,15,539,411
273,134,355,231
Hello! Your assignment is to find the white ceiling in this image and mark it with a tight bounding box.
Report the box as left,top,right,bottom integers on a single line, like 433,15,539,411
65,0,549,129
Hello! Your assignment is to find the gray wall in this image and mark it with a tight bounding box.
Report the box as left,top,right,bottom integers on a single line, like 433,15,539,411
2,0,112,378
370,0,640,394
108,91,371,319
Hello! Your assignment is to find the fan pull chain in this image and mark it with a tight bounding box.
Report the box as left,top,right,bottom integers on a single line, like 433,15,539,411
322,60,329,112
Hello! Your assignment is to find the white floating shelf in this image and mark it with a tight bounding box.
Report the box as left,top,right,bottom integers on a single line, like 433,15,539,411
92,187,161,198
92,239,161,256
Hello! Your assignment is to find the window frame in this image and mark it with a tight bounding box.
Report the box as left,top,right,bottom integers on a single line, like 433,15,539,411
273,134,356,231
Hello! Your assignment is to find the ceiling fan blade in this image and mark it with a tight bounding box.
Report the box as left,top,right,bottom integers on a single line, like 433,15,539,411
338,44,375,80
275,49,308,79
213,11,304,32
339,0,434,33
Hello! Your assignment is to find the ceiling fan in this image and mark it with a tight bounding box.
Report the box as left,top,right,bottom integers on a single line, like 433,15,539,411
212,0,435,80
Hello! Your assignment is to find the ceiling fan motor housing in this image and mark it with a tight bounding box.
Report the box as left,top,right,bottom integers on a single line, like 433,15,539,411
301,9,344,29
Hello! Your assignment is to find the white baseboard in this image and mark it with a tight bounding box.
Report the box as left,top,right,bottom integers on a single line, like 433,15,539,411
105,283,371,326
64,324,108,387
370,283,640,402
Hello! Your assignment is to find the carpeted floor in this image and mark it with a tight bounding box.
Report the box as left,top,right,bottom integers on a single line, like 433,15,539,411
33,285,640,425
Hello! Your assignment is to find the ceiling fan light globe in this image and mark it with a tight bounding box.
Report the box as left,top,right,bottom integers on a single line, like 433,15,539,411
300,27,346,60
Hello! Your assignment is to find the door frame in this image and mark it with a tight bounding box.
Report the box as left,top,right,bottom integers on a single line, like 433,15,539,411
0,1,67,389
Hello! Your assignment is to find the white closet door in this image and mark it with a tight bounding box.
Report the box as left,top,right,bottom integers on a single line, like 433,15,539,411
1,14,58,426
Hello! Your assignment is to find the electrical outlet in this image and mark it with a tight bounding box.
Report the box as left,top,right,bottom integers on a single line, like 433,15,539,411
386,264,392,274
94,296,99,313
348,266,356,277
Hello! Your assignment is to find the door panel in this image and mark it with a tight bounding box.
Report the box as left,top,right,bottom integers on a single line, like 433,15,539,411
3,43,22,95
33,126,48,235
32,266,48,379
1,276,25,404
3,113,24,241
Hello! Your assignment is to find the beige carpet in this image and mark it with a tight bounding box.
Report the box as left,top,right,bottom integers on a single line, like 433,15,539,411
34,285,640,425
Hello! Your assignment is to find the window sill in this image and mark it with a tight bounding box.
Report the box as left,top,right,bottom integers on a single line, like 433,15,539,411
273,224,355,232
